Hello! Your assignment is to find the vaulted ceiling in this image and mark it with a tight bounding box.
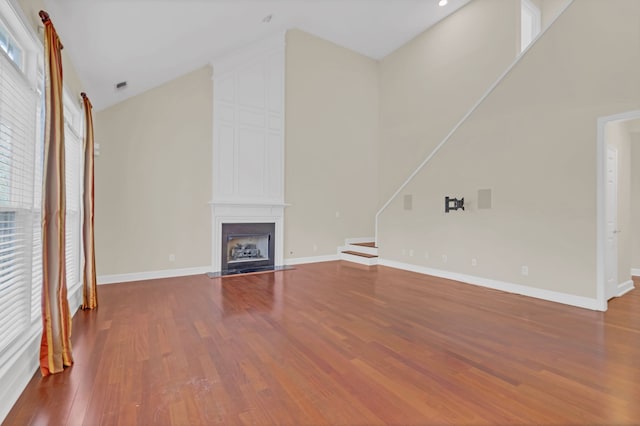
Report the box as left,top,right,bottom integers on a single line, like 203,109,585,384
42,0,471,111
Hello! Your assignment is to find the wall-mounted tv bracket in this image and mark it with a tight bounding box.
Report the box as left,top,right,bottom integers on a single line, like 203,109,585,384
445,196,464,213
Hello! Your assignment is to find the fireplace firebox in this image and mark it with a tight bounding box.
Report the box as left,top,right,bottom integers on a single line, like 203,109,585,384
221,223,275,275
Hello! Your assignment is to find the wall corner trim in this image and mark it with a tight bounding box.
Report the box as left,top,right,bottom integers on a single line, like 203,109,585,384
617,280,635,298
377,258,603,311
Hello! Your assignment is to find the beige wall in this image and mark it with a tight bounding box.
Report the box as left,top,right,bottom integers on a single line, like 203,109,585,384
94,67,212,275
378,0,519,205
529,0,571,28
606,120,633,284
632,132,640,272
377,0,640,299
17,0,85,98
285,29,379,259
93,28,381,274
540,0,570,28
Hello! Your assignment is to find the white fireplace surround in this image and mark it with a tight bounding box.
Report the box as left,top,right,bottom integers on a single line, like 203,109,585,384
210,202,286,272
210,33,287,273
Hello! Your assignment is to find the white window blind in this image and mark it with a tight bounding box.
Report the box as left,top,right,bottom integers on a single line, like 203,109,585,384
0,46,38,354
64,107,81,292
30,80,44,322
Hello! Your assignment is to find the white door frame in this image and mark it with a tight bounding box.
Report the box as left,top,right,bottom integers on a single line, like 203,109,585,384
596,109,640,311
605,146,618,300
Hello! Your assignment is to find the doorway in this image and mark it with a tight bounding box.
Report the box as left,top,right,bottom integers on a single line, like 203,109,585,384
597,110,640,310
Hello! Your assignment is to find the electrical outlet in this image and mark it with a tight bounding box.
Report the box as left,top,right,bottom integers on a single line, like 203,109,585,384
335,211,340,218
471,258,477,267
425,252,429,260
313,244,318,252
442,254,448,263
521,265,529,276
409,249,414,257
169,254,175,262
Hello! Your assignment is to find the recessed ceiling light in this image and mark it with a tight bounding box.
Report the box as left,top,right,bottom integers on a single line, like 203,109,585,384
439,0,448,6
262,14,273,24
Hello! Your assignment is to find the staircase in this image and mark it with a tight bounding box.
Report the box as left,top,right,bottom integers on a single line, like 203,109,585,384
338,238,378,266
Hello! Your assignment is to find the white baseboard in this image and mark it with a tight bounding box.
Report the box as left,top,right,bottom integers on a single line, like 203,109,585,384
631,268,640,277
285,254,340,266
0,327,40,424
0,286,84,424
340,251,378,266
617,280,635,297
98,266,212,285
67,283,83,310
378,258,602,311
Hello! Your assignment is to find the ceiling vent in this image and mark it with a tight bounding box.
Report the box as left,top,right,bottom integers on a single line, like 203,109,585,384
115,81,128,91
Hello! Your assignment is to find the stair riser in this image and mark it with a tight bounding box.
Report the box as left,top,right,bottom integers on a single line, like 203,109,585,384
340,252,378,266
345,237,375,245
340,245,378,256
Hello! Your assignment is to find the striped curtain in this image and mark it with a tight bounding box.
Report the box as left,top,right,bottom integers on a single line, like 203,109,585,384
39,10,73,376
80,93,97,310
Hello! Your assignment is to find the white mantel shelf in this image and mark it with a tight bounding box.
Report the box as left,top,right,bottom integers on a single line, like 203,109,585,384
209,201,291,208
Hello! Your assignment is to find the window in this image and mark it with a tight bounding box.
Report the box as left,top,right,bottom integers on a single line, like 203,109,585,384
0,21,22,69
0,33,39,353
521,0,541,52
64,95,82,293
0,5,84,360
30,75,44,322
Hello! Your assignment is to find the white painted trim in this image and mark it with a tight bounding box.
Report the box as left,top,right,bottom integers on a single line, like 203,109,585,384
0,326,39,424
616,280,635,297
378,258,602,311
596,110,640,311
631,268,640,277
209,201,291,208
210,206,285,273
5,0,42,47
373,0,575,244
285,254,340,266
210,33,285,205
521,0,542,52
97,266,211,285
345,237,375,244
340,244,378,257
67,282,83,311
340,252,378,266
0,284,83,424
210,32,287,271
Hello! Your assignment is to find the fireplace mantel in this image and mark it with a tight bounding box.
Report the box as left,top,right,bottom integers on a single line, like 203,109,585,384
209,201,290,208
209,202,288,273
210,33,286,274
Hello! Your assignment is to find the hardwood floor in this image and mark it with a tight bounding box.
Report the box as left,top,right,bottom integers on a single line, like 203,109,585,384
4,263,640,425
